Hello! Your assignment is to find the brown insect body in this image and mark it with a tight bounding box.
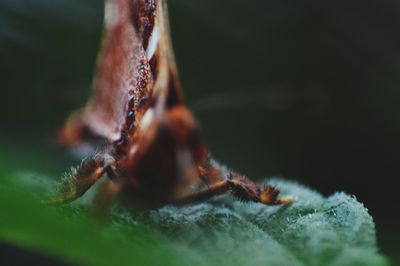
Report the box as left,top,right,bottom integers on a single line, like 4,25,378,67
54,0,292,208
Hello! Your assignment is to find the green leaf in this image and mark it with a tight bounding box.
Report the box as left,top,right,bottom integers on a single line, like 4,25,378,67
0,171,388,266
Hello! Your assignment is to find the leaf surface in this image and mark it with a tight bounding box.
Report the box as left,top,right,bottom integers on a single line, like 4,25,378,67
0,172,388,266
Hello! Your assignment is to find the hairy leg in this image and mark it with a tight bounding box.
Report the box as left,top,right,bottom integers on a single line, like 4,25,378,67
173,164,293,206
88,178,121,218
46,153,114,204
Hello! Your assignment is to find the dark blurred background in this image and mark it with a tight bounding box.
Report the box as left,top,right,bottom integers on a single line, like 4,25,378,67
1,0,399,262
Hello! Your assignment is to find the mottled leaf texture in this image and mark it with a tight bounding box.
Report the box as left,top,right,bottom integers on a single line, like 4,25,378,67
0,173,388,266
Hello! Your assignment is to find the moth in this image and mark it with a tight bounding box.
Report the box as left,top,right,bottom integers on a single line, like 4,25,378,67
53,0,293,208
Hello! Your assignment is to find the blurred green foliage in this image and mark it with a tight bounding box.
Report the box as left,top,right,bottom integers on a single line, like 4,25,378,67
0,155,388,265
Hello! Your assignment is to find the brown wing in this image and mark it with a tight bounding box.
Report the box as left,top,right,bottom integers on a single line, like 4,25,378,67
59,0,183,148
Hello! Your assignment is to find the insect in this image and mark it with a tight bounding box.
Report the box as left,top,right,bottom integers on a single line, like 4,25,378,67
52,0,293,208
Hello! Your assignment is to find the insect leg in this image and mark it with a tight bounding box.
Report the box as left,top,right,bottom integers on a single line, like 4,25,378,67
46,154,114,204
172,172,293,206
89,178,121,217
